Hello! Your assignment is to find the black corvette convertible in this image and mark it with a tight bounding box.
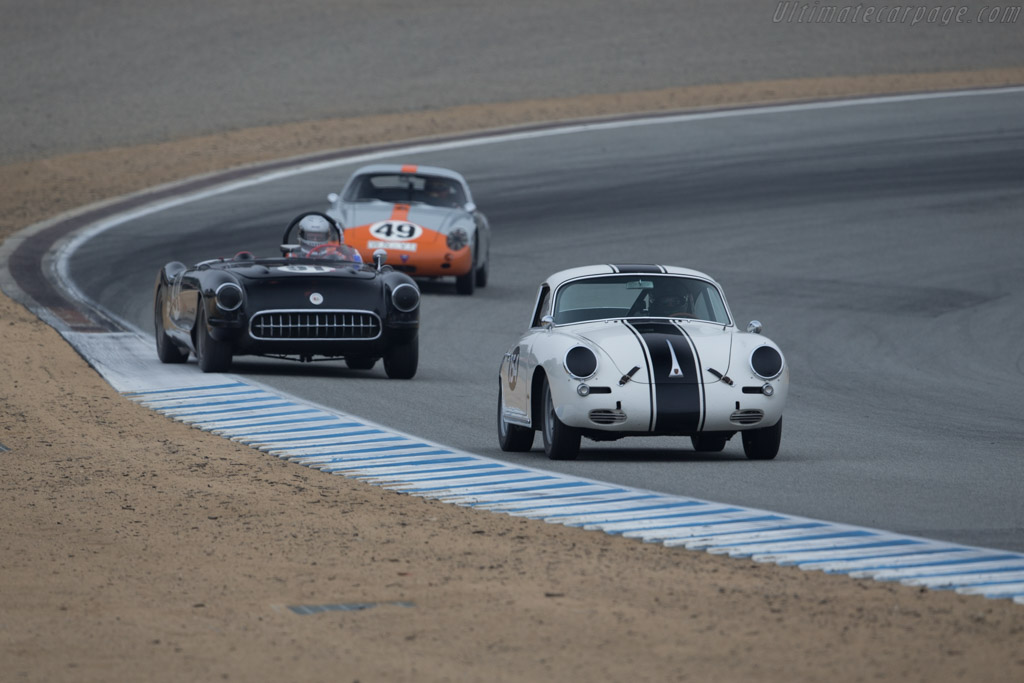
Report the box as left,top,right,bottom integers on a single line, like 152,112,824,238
153,212,421,378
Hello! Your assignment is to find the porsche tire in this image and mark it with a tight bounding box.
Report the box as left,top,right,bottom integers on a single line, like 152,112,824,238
742,418,782,460
541,378,580,460
690,433,728,453
475,244,489,288
497,385,534,452
455,268,475,295
384,334,418,379
154,286,188,364
345,356,377,370
195,304,232,373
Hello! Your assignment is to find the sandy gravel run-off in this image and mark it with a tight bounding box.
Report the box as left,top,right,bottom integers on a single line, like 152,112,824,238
3,69,1024,681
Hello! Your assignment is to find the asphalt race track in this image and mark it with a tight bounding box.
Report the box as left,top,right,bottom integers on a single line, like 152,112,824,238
62,89,1024,553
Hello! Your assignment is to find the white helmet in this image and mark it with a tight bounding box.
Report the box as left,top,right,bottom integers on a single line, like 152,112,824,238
297,215,333,254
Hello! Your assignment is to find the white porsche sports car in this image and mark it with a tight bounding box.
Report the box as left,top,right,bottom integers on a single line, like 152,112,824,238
326,164,490,295
497,265,789,460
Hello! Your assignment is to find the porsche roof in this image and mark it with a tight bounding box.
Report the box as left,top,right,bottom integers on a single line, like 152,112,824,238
543,264,719,289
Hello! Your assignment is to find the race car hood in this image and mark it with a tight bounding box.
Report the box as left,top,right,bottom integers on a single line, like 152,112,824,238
341,202,470,237
570,319,734,384
214,260,375,282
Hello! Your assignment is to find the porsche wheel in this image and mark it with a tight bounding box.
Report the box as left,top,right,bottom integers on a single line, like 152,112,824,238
455,268,475,295
541,377,580,460
497,385,534,452
154,286,188,364
742,418,782,460
195,304,232,373
384,334,418,379
690,433,729,453
345,356,377,370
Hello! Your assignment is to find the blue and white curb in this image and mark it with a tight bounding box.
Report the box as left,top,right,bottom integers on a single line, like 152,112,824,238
65,332,1024,605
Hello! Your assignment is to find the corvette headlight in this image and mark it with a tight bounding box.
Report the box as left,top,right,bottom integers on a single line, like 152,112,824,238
564,346,598,379
446,229,469,251
215,282,243,311
390,283,420,313
750,346,784,379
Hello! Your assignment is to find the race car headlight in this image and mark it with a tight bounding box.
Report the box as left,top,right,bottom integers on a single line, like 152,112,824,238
446,228,469,251
564,346,598,379
215,282,243,311
750,346,784,379
390,283,420,313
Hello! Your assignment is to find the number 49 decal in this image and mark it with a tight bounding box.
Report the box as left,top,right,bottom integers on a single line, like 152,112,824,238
368,221,422,241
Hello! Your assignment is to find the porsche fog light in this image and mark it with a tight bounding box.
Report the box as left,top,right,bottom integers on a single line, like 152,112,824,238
215,282,243,311
761,383,775,397
390,283,420,313
577,383,591,397
446,229,469,251
564,346,598,379
750,345,784,379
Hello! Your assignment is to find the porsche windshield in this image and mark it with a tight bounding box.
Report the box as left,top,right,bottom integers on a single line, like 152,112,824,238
552,275,731,325
343,173,466,208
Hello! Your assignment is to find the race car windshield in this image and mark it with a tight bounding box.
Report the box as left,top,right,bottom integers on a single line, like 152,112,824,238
552,275,731,325
344,173,466,208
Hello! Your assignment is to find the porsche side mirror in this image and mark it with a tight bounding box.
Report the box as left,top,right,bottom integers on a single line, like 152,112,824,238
541,315,554,329
747,320,763,334
373,248,387,271
465,202,477,213
327,192,339,203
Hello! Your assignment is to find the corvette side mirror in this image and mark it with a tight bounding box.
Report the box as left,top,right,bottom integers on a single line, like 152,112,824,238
281,243,300,256
373,248,387,271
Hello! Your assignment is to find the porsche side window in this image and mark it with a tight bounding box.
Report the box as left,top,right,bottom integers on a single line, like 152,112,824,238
531,286,551,327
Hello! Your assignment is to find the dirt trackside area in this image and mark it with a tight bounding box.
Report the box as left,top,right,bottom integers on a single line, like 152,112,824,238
3,71,1024,683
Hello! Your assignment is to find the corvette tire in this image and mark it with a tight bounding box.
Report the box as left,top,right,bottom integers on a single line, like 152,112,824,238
384,334,418,379
195,304,232,373
742,418,782,460
497,385,535,452
154,286,188,364
541,377,580,460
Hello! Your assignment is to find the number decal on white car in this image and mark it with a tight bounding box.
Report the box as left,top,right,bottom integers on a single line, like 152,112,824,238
368,221,423,241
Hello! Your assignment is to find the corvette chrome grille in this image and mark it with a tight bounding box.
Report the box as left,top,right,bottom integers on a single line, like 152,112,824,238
589,409,627,425
249,310,381,341
730,409,764,426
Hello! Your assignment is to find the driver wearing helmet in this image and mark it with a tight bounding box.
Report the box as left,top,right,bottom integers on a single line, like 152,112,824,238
423,177,459,208
291,214,362,263
652,290,693,318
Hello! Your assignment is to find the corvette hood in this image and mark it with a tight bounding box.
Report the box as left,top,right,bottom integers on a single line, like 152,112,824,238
341,202,468,235
570,320,733,384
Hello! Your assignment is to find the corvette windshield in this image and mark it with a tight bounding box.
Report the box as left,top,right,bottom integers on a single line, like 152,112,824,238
552,275,731,325
343,173,466,208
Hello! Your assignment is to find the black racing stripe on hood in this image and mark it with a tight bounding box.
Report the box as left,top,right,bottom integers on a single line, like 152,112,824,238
609,264,666,274
629,321,702,433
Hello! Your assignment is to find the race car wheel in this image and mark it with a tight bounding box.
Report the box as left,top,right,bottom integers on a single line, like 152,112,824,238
383,334,418,379
455,268,475,295
742,418,782,460
541,377,580,460
345,356,377,370
497,385,535,452
475,243,489,288
195,304,232,373
154,286,188,364
690,433,728,453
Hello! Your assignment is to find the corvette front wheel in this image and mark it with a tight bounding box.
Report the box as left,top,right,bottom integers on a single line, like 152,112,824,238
384,334,418,379
195,304,232,373
541,378,580,460
742,418,782,460
154,286,188,364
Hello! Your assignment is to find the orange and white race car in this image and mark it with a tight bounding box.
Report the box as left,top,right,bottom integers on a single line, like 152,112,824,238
326,164,491,295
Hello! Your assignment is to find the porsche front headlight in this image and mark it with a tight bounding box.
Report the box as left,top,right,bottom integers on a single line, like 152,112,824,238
564,345,598,379
750,345,784,379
